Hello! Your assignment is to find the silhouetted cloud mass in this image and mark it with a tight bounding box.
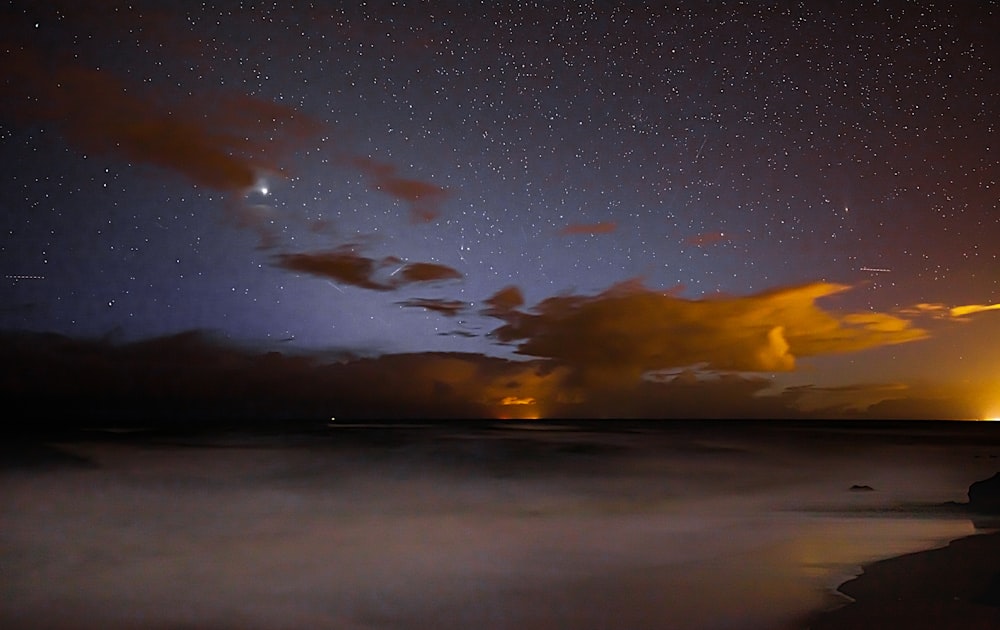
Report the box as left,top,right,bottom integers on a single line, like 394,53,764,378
0,327,987,421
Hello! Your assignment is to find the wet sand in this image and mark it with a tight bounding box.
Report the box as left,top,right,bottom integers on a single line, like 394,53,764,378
804,530,1000,629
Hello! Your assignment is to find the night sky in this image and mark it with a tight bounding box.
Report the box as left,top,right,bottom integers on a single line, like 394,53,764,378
2,1,998,420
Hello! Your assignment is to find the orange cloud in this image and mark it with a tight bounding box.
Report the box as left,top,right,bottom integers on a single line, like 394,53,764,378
898,303,950,317
351,157,449,223
273,248,462,291
559,221,617,236
897,302,1000,320
488,281,927,388
0,50,320,193
950,303,1000,318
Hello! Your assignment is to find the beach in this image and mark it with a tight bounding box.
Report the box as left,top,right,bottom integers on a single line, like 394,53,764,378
804,530,1000,629
2,421,999,629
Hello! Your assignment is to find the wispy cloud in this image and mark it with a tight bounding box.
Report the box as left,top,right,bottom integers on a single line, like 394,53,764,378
351,157,450,223
0,50,320,194
558,221,617,236
898,301,1000,319
683,231,731,247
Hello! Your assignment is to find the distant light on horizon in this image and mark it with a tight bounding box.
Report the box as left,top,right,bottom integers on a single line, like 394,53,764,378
497,395,542,419
501,396,536,406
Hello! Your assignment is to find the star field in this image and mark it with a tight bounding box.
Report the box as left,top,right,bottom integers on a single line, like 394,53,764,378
1,1,998,418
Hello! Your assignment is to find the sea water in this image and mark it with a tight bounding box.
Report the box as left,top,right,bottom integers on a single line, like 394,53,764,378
2,421,997,629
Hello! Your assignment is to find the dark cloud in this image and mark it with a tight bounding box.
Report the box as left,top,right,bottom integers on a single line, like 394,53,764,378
780,383,912,416
396,262,463,284
273,247,462,291
275,248,387,291
558,221,617,236
482,286,525,317
439,330,479,338
0,330,320,423
397,298,467,317
861,394,982,421
543,372,796,420
0,331,537,422
0,50,320,194
351,157,450,223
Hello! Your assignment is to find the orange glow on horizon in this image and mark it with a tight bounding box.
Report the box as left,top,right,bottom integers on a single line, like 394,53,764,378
496,395,542,419
497,395,543,419
501,396,537,406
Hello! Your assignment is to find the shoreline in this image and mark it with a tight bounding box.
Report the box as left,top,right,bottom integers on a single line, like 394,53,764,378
803,529,1000,629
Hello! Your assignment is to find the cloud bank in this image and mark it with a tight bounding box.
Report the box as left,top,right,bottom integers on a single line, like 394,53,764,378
0,322,984,422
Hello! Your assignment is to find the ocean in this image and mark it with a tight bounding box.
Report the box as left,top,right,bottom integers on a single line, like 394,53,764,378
2,420,998,629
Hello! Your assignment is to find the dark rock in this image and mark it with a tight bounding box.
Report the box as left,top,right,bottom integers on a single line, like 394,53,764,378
968,472,1000,514
849,484,875,492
